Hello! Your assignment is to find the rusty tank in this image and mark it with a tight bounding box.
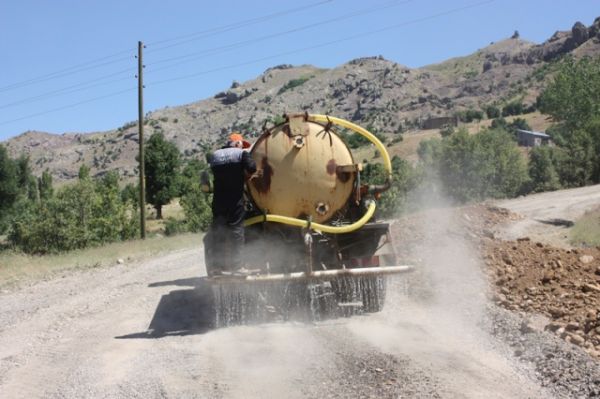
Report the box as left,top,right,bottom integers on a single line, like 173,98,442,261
248,114,356,224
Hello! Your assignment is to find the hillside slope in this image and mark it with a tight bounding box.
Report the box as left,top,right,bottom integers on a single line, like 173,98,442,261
3,17,600,182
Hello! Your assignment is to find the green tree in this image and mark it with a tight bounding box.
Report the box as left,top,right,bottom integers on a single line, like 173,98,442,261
144,133,181,219
9,175,138,253
538,56,600,130
38,170,53,201
490,117,508,130
502,101,524,117
0,145,18,214
120,183,139,209
440,125,455,137
178,158,208,196
555,129,597,187
26,175,39,202
14,156,38,202
417,128,527,202
485,105,501,119
528,146,562,192
180,184,212,232
0,145,19,232
78,164,91,180
456,109,484,123
15,156,32,192
509,118,531,132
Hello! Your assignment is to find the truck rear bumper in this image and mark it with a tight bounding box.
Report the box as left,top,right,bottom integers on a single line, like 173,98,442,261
207,265,413,283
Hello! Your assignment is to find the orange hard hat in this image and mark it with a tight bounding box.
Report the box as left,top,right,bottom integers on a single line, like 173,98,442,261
229,132,251,149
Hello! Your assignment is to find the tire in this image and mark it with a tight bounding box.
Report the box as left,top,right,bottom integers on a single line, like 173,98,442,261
360,276,386,313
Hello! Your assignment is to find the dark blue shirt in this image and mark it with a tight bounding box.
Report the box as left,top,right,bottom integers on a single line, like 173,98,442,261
208,146,256,223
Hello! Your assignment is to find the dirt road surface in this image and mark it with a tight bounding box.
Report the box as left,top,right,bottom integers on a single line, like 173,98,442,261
2,186,600,398
0,249,548,399
495,183,600,247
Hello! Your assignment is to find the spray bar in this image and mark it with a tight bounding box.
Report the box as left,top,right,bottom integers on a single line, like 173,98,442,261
208,265,413,283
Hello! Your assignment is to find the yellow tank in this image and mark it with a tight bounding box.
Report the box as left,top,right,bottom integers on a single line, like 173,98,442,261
248,114,357,224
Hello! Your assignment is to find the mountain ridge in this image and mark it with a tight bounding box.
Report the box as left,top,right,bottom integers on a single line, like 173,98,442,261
3,16,600,182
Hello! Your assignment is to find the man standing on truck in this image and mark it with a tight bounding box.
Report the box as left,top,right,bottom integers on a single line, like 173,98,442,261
204,132,257,276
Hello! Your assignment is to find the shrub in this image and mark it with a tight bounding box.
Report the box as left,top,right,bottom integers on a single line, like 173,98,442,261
277,76,312,95
164,217,187,236
485,105,501,119
528,146,562,193
455,109,484,123
180,184,212,232
8,177,138,254
440,125,455,137
417,128,527,202
502,101,524,116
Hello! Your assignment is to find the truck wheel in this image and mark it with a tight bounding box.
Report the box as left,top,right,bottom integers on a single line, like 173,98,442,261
361,276,386,313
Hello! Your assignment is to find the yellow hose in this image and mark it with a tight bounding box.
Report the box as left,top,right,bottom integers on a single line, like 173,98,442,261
307,114,393,179
244,114,391,234
244,201,376,234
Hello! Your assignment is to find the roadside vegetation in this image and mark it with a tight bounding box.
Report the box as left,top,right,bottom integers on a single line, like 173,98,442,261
0,133,211,255
1,55,599,259
570,207,600,247
0,233,200,288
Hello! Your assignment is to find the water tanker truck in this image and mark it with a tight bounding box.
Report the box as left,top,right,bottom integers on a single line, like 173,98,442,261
205,113,412,323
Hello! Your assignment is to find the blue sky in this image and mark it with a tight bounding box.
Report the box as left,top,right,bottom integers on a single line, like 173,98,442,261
0,0,598,141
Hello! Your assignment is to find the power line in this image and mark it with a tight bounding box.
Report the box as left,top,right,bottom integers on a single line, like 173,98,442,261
0,53,135,94
0,0,494,127
148,0,495,87
145,0,412,74
0,0,334,94
146,0,335,52
0,68,134,110
0,87,136,126
0,0,401,108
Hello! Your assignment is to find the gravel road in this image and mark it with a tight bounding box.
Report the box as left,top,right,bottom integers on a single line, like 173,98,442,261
495,183,600,247
2,186,600,398
0,248,548,398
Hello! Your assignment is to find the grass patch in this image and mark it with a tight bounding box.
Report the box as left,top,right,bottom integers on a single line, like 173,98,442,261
0,233,201,289
146,199,185,234
570,207,600,247
277,75,313,95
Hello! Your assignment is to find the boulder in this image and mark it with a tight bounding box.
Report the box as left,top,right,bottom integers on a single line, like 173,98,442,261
548,307,567,318
579,255,594,264
222,91,240,105
545,321,565,332
568,333,585,346
582,283,600,294
572,22,589,45
589,16,600,38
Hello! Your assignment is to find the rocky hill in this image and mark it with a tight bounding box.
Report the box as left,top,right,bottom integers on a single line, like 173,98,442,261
3,17,600,182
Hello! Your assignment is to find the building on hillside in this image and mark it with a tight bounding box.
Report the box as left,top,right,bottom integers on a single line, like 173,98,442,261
516,129,552,147
421,116,459,130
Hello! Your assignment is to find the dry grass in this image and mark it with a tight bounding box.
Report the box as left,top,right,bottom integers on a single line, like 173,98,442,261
570,207,600,247
0,198,194,289
145,199,185,233
0,233,201,289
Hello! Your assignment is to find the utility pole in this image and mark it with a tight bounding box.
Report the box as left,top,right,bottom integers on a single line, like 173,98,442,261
137,41,146,239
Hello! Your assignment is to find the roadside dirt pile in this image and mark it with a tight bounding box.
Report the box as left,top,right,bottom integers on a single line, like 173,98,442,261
393,204,600,359
483,229,600,358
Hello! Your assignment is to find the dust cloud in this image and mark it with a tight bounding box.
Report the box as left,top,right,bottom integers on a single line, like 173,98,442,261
205,179,545,397
343,182,545,397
